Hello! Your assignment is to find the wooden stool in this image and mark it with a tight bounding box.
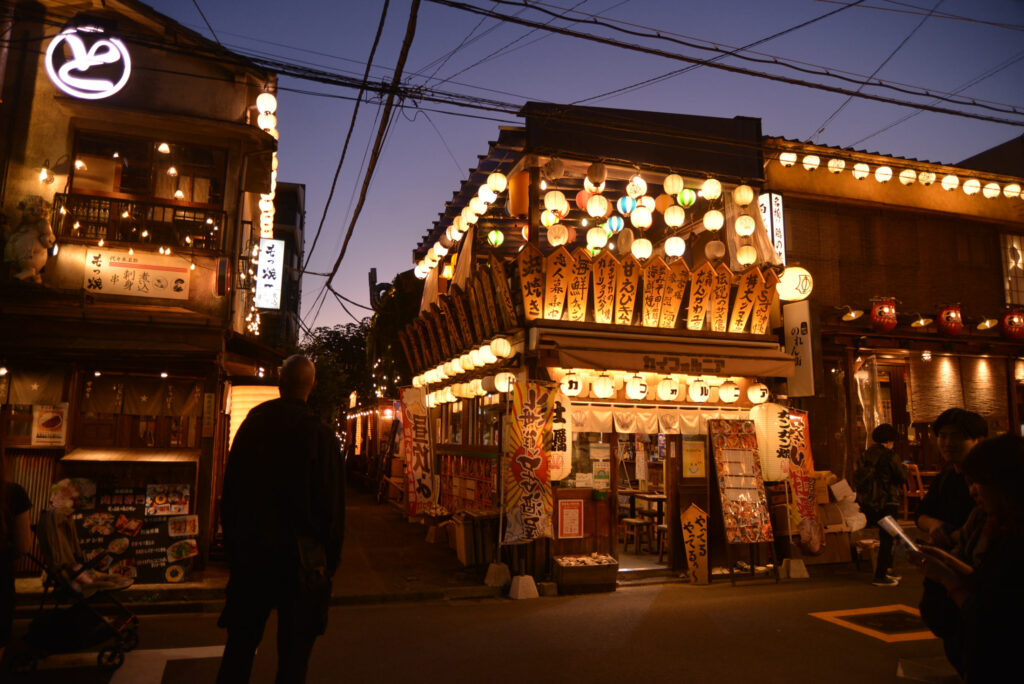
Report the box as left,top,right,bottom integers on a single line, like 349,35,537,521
621,518,654,554
656,523,669,562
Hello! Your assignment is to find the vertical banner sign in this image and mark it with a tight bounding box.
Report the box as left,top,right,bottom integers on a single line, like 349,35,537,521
464,285,486,349
517,243,545,321
759,192,786,265
787,408,815,473
750,269,780,335
449,285,477,346
686,262,715,331
566,248,592,322
591,251,618,324
784,300,815,397
659,260,690,329
641,257,668,327
729,267,763,333
557,499,584,539
255,238,284,309
709,263,734,332
680,504,709,584
707,419,774,544
475,269,501,335
544,247,571,320
549,391,572,480
787,464,823,555
488,255,518,330
615,254,640,326
401,387,434,515
437,296,467,350
503,382,555,544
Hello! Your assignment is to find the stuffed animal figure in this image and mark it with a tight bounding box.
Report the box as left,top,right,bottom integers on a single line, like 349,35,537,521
4,195,55,283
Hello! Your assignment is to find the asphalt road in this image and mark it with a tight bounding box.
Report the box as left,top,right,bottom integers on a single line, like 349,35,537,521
11,568,957,683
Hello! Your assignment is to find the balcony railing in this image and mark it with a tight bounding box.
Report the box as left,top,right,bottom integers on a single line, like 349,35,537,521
52,193,226,252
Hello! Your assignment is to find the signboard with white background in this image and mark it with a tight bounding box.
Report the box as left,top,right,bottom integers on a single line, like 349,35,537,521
255,238,284,309
84,248,190,300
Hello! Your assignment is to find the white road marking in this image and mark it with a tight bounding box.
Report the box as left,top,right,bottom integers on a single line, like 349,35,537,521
34,645,225,682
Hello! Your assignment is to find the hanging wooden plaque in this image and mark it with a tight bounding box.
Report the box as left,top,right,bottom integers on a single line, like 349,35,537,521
709,263,734,333
466,277,487,343
407,322,428,370
591,251,619,324
750,268,780,335
449,283,477,347
659,259,690,329
415,318,439,366
566,247,592,323
488,255,518,330
437,295,467,351
475,270,501,335
728,267,764,334
398,327,420,373
686,262,715,331
427,306,451,359
615,254,640,326
641,257,669,327
517,243,545,322
544,247,572,321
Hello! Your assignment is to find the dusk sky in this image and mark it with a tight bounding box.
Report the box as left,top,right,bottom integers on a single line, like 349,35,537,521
145,0,1024,330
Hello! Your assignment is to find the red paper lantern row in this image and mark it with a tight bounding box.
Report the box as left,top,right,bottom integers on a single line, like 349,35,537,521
937,304,964,336
870,300,898,332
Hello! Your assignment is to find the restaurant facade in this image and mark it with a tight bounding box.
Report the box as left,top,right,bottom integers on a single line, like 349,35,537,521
0,0,294,579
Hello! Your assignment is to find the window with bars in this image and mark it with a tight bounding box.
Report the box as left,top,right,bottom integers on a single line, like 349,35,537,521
1001,233,1024,306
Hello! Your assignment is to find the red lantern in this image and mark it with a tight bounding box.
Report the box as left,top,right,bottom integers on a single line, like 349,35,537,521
576,190,592,213
937,304,963,336
1000,310,1024,340
870,300,898,332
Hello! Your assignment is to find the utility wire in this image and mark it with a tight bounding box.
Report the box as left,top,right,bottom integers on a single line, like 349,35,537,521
815,0,1024,32
189,0,221,46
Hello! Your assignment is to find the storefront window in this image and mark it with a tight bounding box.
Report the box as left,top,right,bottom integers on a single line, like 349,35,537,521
1002,233,1024,305
560,432,611,489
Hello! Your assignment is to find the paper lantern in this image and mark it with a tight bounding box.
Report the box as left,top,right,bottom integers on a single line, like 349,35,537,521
736,245,757,266
587,227,608,249
616,196,636,215
487,172,507,193
735,215,756,236
870,300,898,333
541,210,561,228
983,182,1000,199
626,375,649,400
414,264,429,279
656,377,680,401
542,158,564,181
747,383,770,404
941,174,959,191
548,224,569,247
507,171,529,217
461,206,479,225
256,92,277,114
576,190,592,212
703,210,724,231
478,185,498,204
704,240,726,261
587,162,607,186
664,205,685,228
677,189,697,208
852,163,870,180
962,179,981,196
874,166,893,183
630,207,653,229
701,178,722,199
583,177,605,194
776,266,813,301
587,194,610,218
779,152,797,167
1003,183,1021,199
544,190,566,212
827,158,845,174
460,353,475,371
898,169,917,186
750,403,791,481
626,175,647,198
802,155,820,172
637,195,656,212
521,225,530,240
487,229,504,247
469,197,487,215
433,242,449,257
560,372,583,397
918,171,937,186
631,238,652,260
718,381,740,403
477,344,498,365
664,236,686,258
938,304,963,336
1000,311,1024,340
450,358,464,374
494,372,516,393
591,374,615,399
733,184,754,207
490,338,513,359
687,378,710,403
663,174,684,195
606,215,624,233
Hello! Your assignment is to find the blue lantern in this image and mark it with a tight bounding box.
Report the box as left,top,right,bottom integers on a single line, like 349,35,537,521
616,196,636,215
606,215,624,233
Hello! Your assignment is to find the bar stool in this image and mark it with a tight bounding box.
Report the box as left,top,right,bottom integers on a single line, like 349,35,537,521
656,524,669,563
621,518,654,554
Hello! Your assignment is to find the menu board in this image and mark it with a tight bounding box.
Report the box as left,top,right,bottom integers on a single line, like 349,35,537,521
641,258,668,327
544,247,571,321
566,248,592,323
614,255,640,326
707,420,773,544
729,267,763,333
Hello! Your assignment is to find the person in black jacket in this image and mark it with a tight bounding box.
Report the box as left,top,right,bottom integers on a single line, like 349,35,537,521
858,424,907,586
216,356,345,684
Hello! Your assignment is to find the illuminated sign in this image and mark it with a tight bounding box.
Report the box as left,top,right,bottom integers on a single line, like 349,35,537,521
83,248,190,300
254,238,284,309
759,192,786,265
45,26,131,100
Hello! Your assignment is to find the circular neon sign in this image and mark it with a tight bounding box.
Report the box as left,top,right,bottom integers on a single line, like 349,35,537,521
45,26,131,100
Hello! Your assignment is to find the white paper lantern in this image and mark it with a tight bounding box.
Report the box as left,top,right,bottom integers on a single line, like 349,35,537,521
631,238,652,260
982,182,1000,199
737,245,757,266
541,210,560,228
735,215,756,236
630,207,653,229
469,197,487,215
587,194,610,218
751,402,791,481
733,184,754,207
477,344,498,365
625,375,648,400
461,206,479,225
663,174,684,195
701,178,722,199
487,172,508,193
544,190,566,212
941,174,960,191
664,205,686,228
547,224,569,247
703,210,724,231
705,240,726,261
664,235,686,258
852,163,870,180
433,242,449,257
827,158,846,174
718,381,740,403
583,177,605,194
962,178,981,196
587,226,609,249
656,377,680,401
460,353,475,371
626,175,647,198
451,358,464,374
898,169,917,186
777,266,813,301
918,171,937,186
560,372,583,397
1002,183,1021,199
802,155,820,172
638,195,656,213
687,378,710,403
591,374,615,399
478,185,498,204
490,337,513,358
256,92,278,114
875,166,893,184
617,228,634,254
494,372,516,393
414,264,428,280
747,382,770,404
779,152,797,167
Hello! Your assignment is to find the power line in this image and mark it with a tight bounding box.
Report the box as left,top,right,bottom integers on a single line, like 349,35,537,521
189,0,221,46
815,0,1024,32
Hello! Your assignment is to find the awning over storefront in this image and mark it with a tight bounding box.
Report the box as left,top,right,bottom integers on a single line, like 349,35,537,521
531,327,796,378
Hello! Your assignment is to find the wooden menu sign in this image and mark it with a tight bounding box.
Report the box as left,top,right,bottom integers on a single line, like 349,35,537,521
437,296,467,351
475,271,501,335
707,419,774,544
465,278,487,343
686,262,715,331
566,247,592,323
615,254,640,326
449,284,477,346
487,255,518,330
591,251,618,324
728,267,763,333
415,318,438,366
659,259,690,329
709,263,734,333
398,327,421,373
680,504,709,585
641,257,668,327
544,247,572,321
750,268,780,335
517,243,545,321
427,306,451,359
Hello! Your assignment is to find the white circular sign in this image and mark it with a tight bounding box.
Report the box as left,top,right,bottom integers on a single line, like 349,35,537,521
45,26,131,100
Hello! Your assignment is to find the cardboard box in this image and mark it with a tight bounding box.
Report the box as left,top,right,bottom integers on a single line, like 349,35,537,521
812,472,834,504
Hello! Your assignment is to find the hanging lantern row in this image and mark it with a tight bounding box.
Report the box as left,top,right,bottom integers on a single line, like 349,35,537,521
777,151,1023,201
255,92,279,243
556,369,770,405
851,300,1024,339
411,337,515,388
424,372,517,406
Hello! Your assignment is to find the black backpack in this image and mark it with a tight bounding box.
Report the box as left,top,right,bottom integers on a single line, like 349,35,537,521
853,456,886,514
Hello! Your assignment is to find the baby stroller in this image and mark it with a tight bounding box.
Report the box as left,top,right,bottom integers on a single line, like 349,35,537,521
9,509,139,672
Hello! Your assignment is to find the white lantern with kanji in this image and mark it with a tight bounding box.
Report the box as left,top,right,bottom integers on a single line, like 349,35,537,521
750,402,792,481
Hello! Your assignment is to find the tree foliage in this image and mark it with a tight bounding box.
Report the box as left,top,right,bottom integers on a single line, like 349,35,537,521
366,271,423,399
300,319,372,422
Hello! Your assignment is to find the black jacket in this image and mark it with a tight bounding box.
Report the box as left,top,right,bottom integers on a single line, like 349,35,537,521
863,443,907,510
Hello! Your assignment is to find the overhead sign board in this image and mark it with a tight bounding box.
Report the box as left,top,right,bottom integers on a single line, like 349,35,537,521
759,192,786,265
254,238,284,309
46,26,131,100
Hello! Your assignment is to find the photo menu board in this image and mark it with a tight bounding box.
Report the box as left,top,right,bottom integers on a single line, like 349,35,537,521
707,420,774,544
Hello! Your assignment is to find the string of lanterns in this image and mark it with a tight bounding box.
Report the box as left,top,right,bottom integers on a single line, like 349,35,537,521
557,369,770,405
411,336,516,388
843,300,1024,340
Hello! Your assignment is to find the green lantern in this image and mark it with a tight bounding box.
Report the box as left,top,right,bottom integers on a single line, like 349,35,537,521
677,188,697,208
487,229,505,247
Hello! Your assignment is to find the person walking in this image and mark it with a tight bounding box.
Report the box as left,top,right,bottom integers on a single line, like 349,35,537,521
854,424,906,586
216,355,345,684
0,458,32,669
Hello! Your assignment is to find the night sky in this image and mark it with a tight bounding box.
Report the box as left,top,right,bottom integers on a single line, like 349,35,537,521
144,0,1024,330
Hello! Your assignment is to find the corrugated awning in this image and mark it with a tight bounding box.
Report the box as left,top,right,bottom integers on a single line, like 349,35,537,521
63,448,200,463
531,328,795,378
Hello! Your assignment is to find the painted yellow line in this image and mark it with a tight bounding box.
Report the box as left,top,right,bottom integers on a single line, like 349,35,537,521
810,604,937,643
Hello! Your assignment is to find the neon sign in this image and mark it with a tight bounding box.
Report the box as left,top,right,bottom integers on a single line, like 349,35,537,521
45,26,131,100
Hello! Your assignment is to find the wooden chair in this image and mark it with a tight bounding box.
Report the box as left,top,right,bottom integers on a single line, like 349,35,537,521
621,518,654,554
902,463,927,520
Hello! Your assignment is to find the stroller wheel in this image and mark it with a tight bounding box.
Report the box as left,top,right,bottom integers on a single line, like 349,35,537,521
120,628,140,652
98,648,125,670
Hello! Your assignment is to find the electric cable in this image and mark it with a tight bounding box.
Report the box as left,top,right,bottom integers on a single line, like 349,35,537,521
189,0,222,46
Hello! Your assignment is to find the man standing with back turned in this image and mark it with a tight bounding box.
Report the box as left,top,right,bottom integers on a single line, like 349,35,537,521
217,355,345,684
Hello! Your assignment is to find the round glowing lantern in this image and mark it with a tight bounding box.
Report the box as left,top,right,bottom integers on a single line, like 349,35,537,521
779,152,797,167
460,353,475,371
586,227,608,249
617,228,634,254
477,343,498,365
541,210,560,228
852,163,870,180
521,225,530,241
962,179,981,196
490,337,513,358
586,162,607,186
938,304,964,336
591,374,615,399
630,207,653,230
544,190,566,213
677,188,697,208
718,381,741,404
736,245,757,266
750,402,792,481
1003,183,1021,199
587,194,610,218
664,205,686,228
256,92,278,114
735,215,756,236
560,372,583,397
616,196,636,215
701,178,722,200
606,215,624,233
687,378,710,403
461,206,479,225
656,377,680,401
583,177,605,194
414,263,429,279
747,383,770,404
898,169,917,186
664,236,686,258
548,224,569,247
487,172,508,193
776,266,813,301
918,171,936,186
705,240,726,261
733,184,755,207
827,158,846,174
703,210,724,231
478,185,498,204
870,300,898,333
874,166,893,183
576,190,592,212
487,229,504,247
663,174,684,195
802,155,820,172
626,375,649,400
637,195,655,212
631,238,652,260
626,175,647,198
941,174,960,192
983,182,1000,199
1000,311,1024,340
494,372,516,393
